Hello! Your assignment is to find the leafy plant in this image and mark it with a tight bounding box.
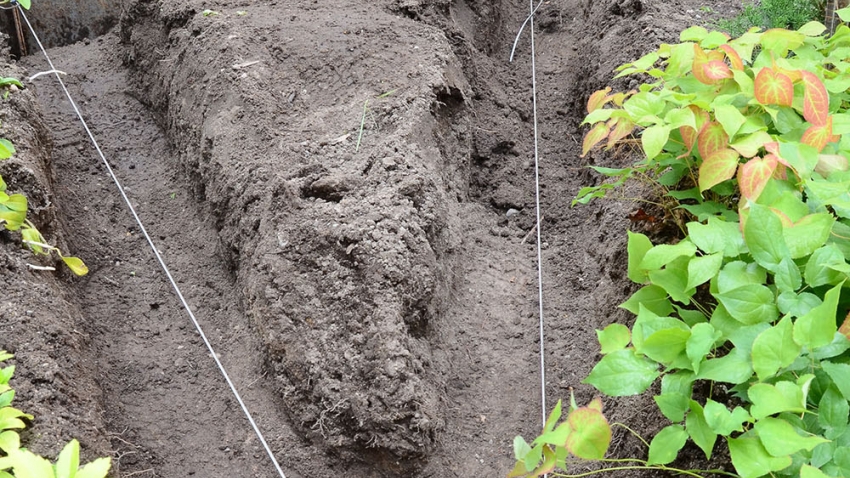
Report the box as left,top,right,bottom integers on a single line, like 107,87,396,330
716,0,823,38
516,12,850,478
0,352,111,478
0,95,87,275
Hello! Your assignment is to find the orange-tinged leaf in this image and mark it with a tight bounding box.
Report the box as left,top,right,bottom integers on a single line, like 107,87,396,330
611,91,632,106
708,49,725,61
588,397,604,413
754,67,794,107
771,207,794,228
719,44,744,70
530,446,557,476
840,312,850,341
697,122,729,159
739,154,778,201
508,461,528,478
801,116,834,152
693,44,717,85
566,407,611,460
680,107,711,156
777,67,802,83
582,122,610,157
704,60,733,81
606,117,635,149
588,87,613,114
802,71,829,126
699,148,740,191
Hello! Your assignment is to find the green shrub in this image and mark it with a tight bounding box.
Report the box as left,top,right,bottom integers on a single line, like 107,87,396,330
513,11,850,478
717,0,823,37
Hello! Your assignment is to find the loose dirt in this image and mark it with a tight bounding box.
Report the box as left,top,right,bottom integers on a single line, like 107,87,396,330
3,0,743,476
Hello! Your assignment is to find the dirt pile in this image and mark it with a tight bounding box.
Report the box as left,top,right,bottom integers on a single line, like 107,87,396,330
119,0,476,466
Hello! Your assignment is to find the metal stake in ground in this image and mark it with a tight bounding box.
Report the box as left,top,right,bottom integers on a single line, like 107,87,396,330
510,0,548,432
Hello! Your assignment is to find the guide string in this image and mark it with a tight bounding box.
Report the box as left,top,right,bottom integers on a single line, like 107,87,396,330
510,0,548,431
14,4,288,478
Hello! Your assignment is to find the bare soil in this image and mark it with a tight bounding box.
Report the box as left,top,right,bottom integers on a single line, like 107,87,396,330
2,0,745,476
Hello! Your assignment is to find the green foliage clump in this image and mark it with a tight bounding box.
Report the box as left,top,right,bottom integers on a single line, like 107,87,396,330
514,10,850,478
0,352,111,478
716,0,823,37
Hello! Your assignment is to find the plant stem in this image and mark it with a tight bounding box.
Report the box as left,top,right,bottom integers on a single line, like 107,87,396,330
610,422,650,449
550,464,737,478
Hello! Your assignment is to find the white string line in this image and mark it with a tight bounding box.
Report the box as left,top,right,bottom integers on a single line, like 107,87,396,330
510,1,547,430
15,5,288,478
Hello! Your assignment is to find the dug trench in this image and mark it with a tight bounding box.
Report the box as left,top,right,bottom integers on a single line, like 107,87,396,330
1,0,743,476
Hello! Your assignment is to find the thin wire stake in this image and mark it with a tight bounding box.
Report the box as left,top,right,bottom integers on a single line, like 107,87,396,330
16,6,288,478
511,0,548,432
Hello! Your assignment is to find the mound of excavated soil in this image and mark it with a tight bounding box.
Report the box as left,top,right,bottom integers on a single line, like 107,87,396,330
5,0,744,476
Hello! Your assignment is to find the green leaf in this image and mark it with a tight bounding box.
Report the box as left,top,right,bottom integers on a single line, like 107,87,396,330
777,291,822,317
16,0,30,10
627,231,653,283
755,417,829,456
0,407,32,432
784,213,835,259
0,431,19,454
654,392,690,423
752,315,800,380
715,284,778,325
8,448,54,478
61,257,88,276
642,327,690,365
513,435,532,461
686,253,722,290
703,399,750,435
647,425,688,465
620,285,673,316
565,407,611,460
687,218,745,257
715,104,747,137
648,256,693,304
749,381,806,419
801,464,831,478
716,261,766,294
774,257,802,293
805,245,848,287
696,348,753,384
799,21,827,36
583,349,659,396
535,421,571,447
543,400,562,434
596,324,630,354
793,282,841,350
640,240,697,271
728,436,792,478
686,323,720,374
56,440,80,478
744,203,790,271
822,361,850,401
0,140,13,160
686,401,716,460
680,25,709,42
642,125,670,160
74,458,111,478
818,385,849,439
524,443,543,472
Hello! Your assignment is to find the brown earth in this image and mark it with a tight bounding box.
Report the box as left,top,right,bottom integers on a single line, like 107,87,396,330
1,0,746,477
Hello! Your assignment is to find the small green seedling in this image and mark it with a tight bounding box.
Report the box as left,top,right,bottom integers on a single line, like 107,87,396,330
355,89,397,152
202,9,220,17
